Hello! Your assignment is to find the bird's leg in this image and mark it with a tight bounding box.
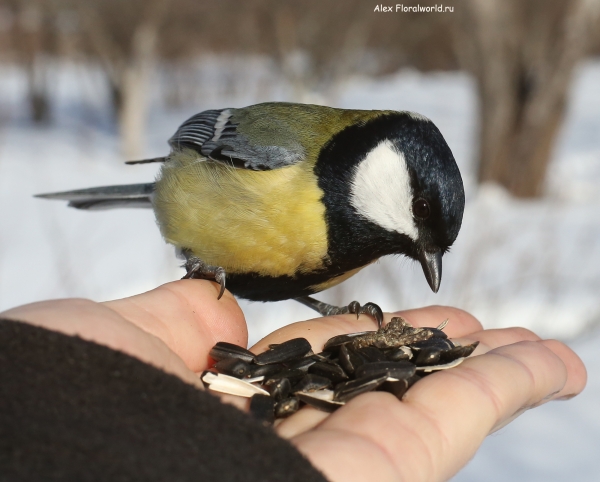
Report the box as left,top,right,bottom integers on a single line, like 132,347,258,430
182,255,226,300
294,296,384,329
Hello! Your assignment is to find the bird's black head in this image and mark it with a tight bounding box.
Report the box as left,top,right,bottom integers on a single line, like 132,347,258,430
315,111,465,292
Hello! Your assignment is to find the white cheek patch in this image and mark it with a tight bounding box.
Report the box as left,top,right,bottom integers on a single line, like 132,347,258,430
350,140,418,241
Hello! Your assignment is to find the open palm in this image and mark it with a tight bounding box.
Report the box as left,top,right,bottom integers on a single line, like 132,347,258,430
2,280,586,482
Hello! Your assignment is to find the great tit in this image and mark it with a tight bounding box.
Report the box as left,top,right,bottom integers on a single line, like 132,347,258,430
38,102,465,326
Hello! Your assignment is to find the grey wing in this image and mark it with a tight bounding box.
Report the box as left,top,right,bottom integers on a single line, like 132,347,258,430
168,108,304,170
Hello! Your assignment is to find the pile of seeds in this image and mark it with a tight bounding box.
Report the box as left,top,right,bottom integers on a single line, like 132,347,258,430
201,316,479,423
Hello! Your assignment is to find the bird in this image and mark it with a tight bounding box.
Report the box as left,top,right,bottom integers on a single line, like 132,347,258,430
37,102,465,327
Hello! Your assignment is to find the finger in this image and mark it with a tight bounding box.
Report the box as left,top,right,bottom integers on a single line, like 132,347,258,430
454,326,542,354
103,279,247,372
539,339,587,399
276,407,329,439
291,339,585,482
251,305,481,354
1,298,203,388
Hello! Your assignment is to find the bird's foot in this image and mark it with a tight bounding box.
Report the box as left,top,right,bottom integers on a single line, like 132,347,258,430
294,296,384,329
182,256,226,300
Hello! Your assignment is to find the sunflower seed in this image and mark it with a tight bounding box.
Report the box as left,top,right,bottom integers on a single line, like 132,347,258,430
264,368,306,385
274,397,300,418
292,374,332,393
284,356,317,371
201,371,269,397
333,374,388,402
386,346,413,361
417,357,466,372
248,363,285,379
414,345,443,366
440,342,479,363
266,377,291,401
308,361,349,383
356,346,387,363
355,361,416,380
209,342,255,363
380,379,409,399
254,338,312,365
338,344,364,375
213,357,251,378
297,390,344,412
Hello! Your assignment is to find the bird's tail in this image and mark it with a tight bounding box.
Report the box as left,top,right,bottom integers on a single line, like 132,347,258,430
35,183,155,210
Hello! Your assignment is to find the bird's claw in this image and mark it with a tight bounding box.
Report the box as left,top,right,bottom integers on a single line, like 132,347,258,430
182,256,227,300
294,296,384,329
214,267,226,300
347,300,361,319
347,301,384,329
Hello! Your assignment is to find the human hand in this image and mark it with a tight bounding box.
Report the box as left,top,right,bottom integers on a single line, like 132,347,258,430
1,280,587,482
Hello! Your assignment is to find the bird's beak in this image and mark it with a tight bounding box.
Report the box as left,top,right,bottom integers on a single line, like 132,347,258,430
418,250,442,293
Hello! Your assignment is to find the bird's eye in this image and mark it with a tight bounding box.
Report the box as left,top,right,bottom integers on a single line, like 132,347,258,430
412,198,430,220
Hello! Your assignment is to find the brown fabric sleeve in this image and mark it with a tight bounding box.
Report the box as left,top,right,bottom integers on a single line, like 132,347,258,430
0,319,328,482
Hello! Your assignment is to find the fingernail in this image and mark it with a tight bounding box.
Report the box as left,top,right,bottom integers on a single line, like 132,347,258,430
555,394,576,401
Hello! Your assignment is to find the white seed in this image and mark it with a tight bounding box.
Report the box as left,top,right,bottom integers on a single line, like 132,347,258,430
202,371,269,397
416,357,465,373
436,319,449,331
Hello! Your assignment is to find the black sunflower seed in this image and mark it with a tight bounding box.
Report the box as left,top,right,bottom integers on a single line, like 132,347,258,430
284,357,317,371
333,374,388,403
338,344,364,375
428,328,449,339
411,338,454,351
355,361,416,380
274,397,300,418
292,374,332,393
309,361,349,384
380,379,409,399
356,346,387,363
440,342,479,363
312,351,334,361
264,368,306,385
414,346,443,366
297,391,343,412
209,342,255,363
248,363,286,379
266,378,291,401
213,358,251,378
254,338,312,365
385,346,412,361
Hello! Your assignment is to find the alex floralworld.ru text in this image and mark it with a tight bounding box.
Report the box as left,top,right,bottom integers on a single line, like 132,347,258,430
374,4,454,13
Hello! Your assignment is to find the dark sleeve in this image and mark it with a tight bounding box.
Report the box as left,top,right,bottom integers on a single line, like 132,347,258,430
0,319,329,482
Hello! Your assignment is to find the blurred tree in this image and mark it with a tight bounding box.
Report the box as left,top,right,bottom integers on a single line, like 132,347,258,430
256,0,374,102
455,0,600,197
1,0,55,123
74,0,168,159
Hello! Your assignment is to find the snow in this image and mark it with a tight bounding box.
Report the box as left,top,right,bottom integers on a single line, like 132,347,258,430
1,57,599,480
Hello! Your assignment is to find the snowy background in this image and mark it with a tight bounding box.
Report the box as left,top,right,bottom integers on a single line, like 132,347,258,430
0,58,599,480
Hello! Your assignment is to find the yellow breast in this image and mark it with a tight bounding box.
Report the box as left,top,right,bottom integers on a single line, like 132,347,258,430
153,149,329,277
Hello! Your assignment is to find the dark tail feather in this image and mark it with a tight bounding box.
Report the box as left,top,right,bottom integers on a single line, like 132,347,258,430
35,183,155,210
125,157,166,165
